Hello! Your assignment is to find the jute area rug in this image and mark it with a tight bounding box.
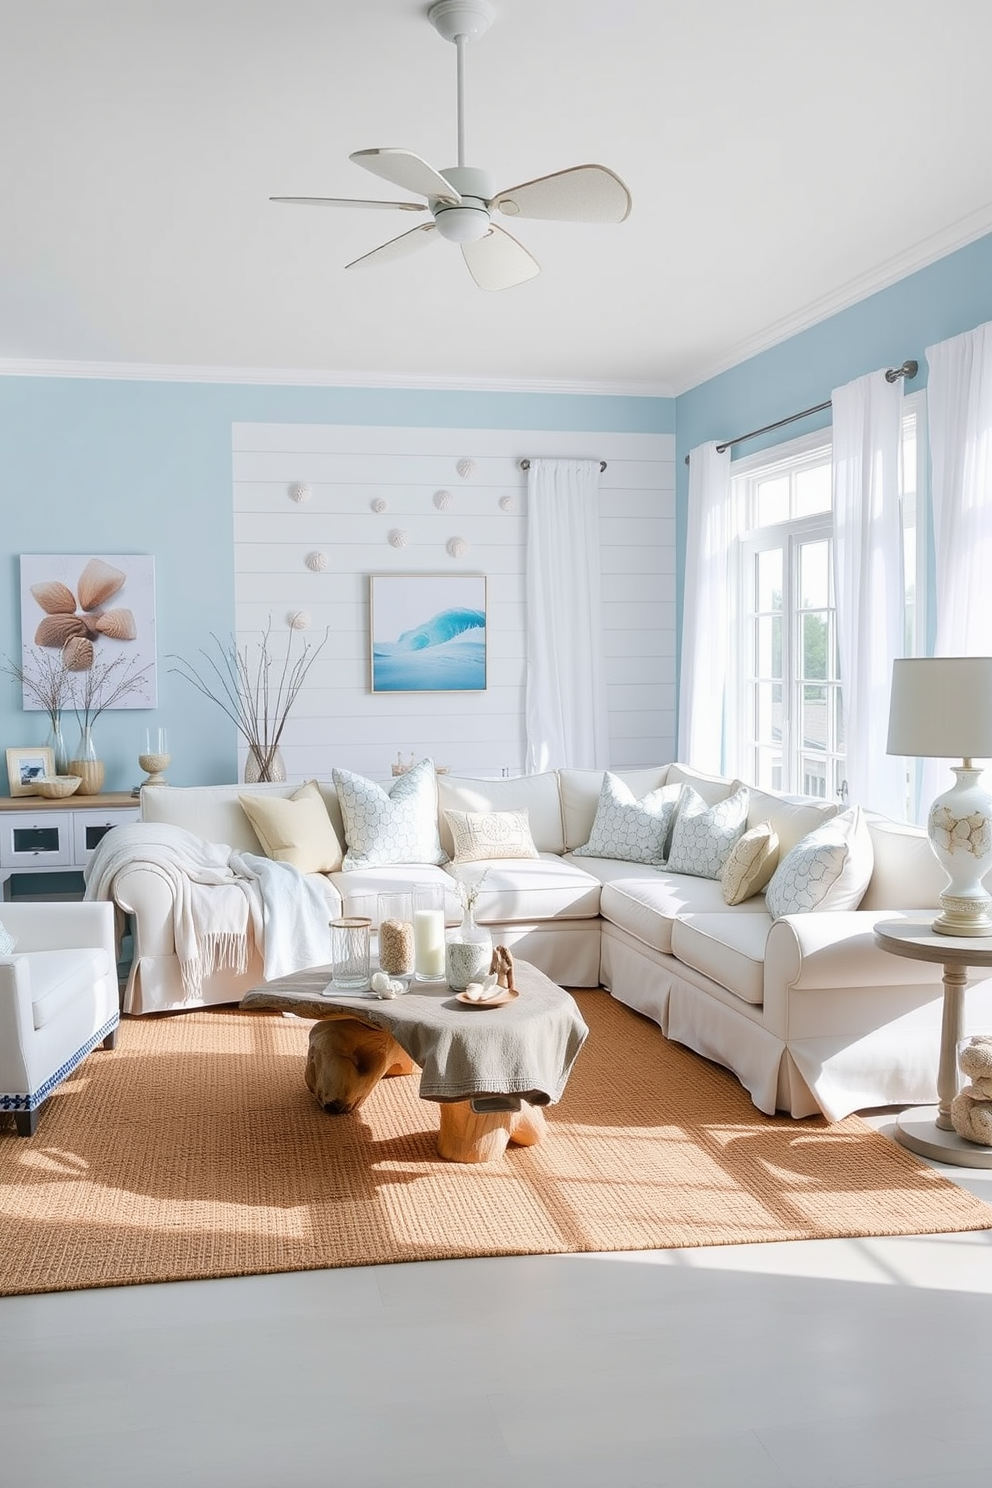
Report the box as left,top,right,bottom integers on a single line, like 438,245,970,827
1,992,988,1296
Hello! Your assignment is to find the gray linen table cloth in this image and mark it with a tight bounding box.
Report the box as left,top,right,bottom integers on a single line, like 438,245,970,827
243,959,589,1110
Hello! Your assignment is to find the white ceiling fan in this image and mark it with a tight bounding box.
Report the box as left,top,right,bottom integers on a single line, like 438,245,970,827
270,0,632,291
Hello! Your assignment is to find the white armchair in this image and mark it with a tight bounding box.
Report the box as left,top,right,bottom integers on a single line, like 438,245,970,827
0,901,120,1136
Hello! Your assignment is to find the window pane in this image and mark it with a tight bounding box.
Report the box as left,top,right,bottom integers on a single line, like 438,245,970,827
799,540,829,608
756,476,789,525
801,687,827,753
754,748,783,792
755,548,783,612
801,758,827,798
756,616,782,679
755,682,783,746
802,612,828,681
795,463,831,516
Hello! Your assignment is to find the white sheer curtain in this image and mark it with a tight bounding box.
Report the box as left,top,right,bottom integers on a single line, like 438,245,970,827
678,442,733,773
831,368,907,819
920,321,992,813
524,458,608,772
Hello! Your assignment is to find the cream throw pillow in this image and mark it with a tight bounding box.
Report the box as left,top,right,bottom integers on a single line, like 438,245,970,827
239,780,343,874
444,809,540,863
720,821,779,905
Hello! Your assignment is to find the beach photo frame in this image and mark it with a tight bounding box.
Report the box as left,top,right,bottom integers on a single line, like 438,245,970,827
370,574,487,693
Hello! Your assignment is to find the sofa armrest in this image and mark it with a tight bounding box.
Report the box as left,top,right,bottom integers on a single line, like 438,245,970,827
110,864,180,958
0,901,116,960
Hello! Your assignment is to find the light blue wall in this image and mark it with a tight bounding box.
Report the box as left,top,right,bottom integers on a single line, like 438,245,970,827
0,378,673,789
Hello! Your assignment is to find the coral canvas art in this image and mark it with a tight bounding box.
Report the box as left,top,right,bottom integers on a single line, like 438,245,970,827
19,554,157,709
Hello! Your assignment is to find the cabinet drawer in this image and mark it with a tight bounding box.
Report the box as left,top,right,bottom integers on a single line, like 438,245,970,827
71,809,139,866
0,812,72,869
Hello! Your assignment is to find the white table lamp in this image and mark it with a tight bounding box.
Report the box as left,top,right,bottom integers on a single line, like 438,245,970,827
887,657,992,936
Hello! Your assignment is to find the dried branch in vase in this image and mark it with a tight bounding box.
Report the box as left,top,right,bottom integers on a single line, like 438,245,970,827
1,647,73,732
68,653,154,729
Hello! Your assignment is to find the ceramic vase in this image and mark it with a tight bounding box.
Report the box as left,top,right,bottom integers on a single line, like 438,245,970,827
445,902,493,991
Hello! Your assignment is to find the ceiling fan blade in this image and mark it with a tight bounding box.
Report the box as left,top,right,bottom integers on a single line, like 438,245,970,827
461,226,540,292
492,165,632,223
350,148,460,205
345,223,438,271
270,196,427,212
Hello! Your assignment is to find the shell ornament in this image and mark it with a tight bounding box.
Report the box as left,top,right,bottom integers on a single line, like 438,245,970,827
446,537,469,559
456,458,476,479
371,497,388,513
499,494,517,512
388,529,408,549
288,611,310,630
305,551,328,572
289,482,312,503
433,490,452,510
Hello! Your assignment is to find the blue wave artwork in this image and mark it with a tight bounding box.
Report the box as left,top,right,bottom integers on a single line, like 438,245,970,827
373,605,486,692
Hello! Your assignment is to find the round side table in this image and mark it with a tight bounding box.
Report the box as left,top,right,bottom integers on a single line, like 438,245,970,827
874,915,992,1169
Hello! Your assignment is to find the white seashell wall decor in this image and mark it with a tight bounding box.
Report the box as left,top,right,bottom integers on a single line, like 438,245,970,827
446,537,469,558
433,490,452,510
288,611,310,630
371,497,388,513
388,529,408,548
305,551,328,571
499,494,517,512
456,458,476,479
289,482,312,503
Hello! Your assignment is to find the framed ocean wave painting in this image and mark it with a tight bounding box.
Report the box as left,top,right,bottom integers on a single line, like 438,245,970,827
370,574,487,693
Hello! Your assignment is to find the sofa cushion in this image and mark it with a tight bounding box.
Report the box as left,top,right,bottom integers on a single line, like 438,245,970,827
329,864,460,926
447,856,602,923
438,772,565,856
745,785,837,855
573,774,682,865
238,780,344,873
721,821,779,904
29,947,112,1029
444,808,539,863
334,758,445,870
667,784,749,879
765,806,874,918
600,871,768,956
558,766,671,852
141,781,301,852
670,913,772,1005
860,812,947,911
666,763,736,806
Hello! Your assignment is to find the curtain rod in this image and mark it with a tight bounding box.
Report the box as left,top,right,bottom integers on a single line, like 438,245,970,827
682,359,919,466
519,458,607,471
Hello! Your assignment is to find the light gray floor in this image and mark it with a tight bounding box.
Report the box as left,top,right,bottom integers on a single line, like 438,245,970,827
3,1115,991,1488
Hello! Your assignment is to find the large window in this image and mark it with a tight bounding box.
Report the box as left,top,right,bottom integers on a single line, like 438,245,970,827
732,394,925,800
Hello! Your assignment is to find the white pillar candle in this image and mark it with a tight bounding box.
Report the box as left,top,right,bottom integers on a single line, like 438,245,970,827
413,908,445,979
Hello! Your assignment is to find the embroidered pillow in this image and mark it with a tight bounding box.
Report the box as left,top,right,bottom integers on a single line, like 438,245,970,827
444,809,540,864
765,806,873,918
667,784,750,879
721,821,779,905
0,918,15,955
573,774,682,865
238,781,343,874
333,757,445,870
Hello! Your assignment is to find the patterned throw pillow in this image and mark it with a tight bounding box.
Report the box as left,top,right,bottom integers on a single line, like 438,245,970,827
721,821,779,905
0,918,15,955
764,806,873,919
444,809,540,864
667,784,750,879
573,774,682,865
333,757,445,870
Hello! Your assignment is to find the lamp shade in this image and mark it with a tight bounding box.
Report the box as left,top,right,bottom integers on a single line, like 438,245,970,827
887,657,992,759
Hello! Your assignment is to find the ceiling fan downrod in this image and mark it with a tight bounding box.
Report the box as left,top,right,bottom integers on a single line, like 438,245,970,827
428,0,495,244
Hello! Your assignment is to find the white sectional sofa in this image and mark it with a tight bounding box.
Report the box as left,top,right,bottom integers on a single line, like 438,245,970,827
88,762,992,1122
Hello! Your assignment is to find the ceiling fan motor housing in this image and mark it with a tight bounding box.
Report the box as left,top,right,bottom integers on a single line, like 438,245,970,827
432,165,493,242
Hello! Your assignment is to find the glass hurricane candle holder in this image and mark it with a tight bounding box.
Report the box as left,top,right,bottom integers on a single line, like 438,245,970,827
138,726,170,787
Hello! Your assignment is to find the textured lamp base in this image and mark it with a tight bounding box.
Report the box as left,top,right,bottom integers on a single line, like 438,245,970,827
933,892,992,937
928,765,992,937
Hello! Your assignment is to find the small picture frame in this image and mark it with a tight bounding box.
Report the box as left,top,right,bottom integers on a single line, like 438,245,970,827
6,746,56,797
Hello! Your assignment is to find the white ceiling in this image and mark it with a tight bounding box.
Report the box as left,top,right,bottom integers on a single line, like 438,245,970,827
5,0,992,394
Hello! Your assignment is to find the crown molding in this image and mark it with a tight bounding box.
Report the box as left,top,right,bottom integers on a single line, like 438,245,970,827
0,358,674,399
674,200,992,396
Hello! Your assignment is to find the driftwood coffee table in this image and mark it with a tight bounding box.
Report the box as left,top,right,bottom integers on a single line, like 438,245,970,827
241,959,588,1163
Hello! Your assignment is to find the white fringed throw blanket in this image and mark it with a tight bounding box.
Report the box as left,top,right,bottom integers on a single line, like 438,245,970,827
84,822,332,998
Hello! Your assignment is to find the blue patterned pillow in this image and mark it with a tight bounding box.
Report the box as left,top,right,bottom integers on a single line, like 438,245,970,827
333,758,446,870
765,807,873,918
0,918,15,955
666,784,749,879
573,774,682,865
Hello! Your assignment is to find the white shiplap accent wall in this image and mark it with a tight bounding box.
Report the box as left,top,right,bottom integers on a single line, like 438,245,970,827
233,423,675,780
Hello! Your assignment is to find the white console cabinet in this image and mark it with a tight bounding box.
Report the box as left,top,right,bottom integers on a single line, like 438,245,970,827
0,793,139,899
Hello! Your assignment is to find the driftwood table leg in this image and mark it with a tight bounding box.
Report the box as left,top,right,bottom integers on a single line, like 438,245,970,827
436,1101,547,1163
305,1019,413,1115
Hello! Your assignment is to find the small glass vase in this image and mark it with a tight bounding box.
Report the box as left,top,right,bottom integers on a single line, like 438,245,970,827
243,743,287,783
445,901,493,991
68,722,105,795
46,714,69,775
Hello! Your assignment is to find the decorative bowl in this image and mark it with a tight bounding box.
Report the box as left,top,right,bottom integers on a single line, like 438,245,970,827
35,775,82,799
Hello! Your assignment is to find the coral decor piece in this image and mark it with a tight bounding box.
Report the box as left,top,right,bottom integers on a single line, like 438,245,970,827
289,482,312,503
305,551,328,572
456,458,476,479
446,537,469,558
433,490,452,510
951,1035,992,1145
371,497,388,513
388,529,408,548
